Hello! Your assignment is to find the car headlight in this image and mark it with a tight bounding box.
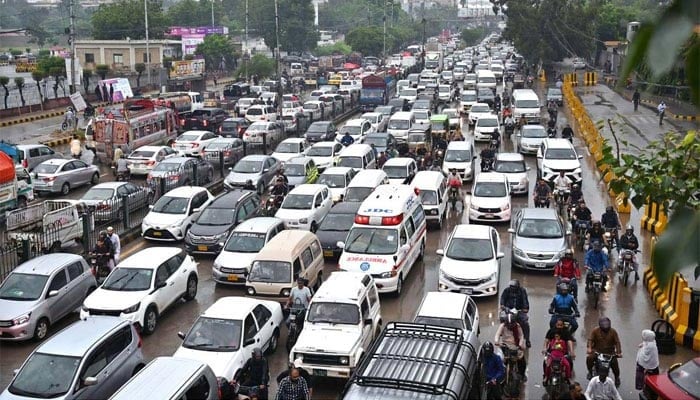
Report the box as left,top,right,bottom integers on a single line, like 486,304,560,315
379,271,393,279
12,313,31,325
558,250,567,258
470,202,478,210
81,305,88,312
520,177,528,185
168,220,185,229
339,356,350,365
502,203,510,211
299,218,309,224
122,303,140,314
488,272,498,282
513,247,525,257
573,167,582,174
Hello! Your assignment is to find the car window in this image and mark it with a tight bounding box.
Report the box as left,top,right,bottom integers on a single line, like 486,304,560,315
293,258,302,279
191,192,208,209
155,264,170,285
236,205,247,223
400,226,407,246
301,248,314,267
314,194,322,208
73,160,87,169
104,326,132,363
368,285,379,307
40,147,54,156
405,217,416,238
244,313,258,342
466,300,477,330
29,148,41,157
184,375,211,400
116,186,129,197
48,269,68,292
252,305,272,327
412,205,425,228
81,344,109,381
61,162,75,172
243,197,259,215
66,261,84,281
165,255,183,275
309,240,322,259
361,299,370,319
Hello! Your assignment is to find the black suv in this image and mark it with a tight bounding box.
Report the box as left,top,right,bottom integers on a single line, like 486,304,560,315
304,121,337,143
184,108,229,132
184,189,261,255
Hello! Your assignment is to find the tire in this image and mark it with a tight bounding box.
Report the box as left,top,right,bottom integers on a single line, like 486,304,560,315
257,182,264,195
266,330,279,354
593,289,600,309
310,221,318,233
61,183,70,195
286,326,297,352
183,275,198,301
395,275,403,296
91,173,100,185
142,306,158,335
34,318,50,341
622,267,629,287
418,240,425,261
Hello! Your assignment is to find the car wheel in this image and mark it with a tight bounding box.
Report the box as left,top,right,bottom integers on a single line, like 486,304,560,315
418,240,425,261
257,181,264,195
395,275,403,296
183,275,198,301
266,330,279,354
91,173,100,185
60,183,70,195
142,306,158,335
34,318,49,341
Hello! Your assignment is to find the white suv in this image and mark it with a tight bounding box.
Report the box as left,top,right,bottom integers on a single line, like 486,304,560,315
291,272,382,379
536,138,583,186
142,186,214,241
275,184,332,232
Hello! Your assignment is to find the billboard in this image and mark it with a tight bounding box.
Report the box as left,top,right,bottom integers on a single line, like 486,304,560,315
169,26,229,36
98,78,134,103
182,34,206,56
170,59,206,79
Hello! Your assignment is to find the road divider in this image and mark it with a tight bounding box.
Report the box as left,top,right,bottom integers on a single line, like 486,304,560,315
640,201,668,235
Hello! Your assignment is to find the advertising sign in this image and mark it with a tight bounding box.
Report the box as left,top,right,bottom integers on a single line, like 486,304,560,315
169,26,229,36
69,92,87,111
98,78,134,103
182,34,206,56
170,59,206,79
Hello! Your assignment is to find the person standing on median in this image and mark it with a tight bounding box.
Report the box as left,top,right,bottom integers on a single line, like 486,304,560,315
657,101,666,126
632,89,640,111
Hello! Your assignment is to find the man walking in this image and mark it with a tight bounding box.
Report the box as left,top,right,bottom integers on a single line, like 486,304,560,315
632,89,640,112
657,101,666,126
107,227,121,265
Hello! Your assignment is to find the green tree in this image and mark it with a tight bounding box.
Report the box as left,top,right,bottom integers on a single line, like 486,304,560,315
247,0,318,52
38,56,66,99
14,77,26,107
236,54,275,79
0,76,9,110
315,42,353,56
134,63,146,88
91,0,171,40
96,64,110,80
195,34,237,72
32,70,45,104
167,0,224,27
461,27,486,47
346,26,385,56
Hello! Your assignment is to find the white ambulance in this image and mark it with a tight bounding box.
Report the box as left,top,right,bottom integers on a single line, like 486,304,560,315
337,185,427,295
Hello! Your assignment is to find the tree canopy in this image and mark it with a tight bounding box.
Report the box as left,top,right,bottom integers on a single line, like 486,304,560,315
91,0,171,40
166,0,225,28
195,34,237,72
245,0,318,53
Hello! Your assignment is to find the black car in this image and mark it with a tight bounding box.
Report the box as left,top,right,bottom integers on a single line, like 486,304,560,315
477,88,496,107
184,189,261,255
184,108,229,132
387,98,410,112
221,117,250,138
316,202,361,258
304,121,337,143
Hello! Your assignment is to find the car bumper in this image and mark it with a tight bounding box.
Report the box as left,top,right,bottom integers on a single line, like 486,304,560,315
81,309,143,326
509,181,529,194
283,220,312,231
142,227,183,241
438,276,498,297
469,208,511,222
519,143,540,154
298,363,353,379
474,131,493,141
128,166,153,175
0,320,35,341
33,183,61,193
372,275,399,293
185,241,224,255
212,267,247,285
543,171,582,185
423,206,442,222
511,253,560,270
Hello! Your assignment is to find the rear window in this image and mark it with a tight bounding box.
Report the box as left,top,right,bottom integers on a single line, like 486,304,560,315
192,110,212,117
247,108,262,115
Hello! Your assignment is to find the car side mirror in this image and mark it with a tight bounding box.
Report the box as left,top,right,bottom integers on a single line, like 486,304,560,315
83,377,98,387
148,205,153,209
192,207,201,214
156,281,167,289
566,230,572,236
400,244,410,253
497,252,505,259
526,167,531,171
13,369,19,376
578,155,583,159
507,228,516,234
177,331,186,340
364,318,373,326
336,241,345,249
244,337,256,347
263,168,270,173
436,249,444,256
472,156,477,160
48,290,59,298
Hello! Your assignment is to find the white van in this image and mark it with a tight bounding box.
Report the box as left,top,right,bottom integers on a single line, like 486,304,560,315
344,169,389,203
476,70,497,92
290,62,304,76
336,144,377,171
382,157,418,185
338,185,427,294
387,111,415,142
512,89,541,123
412,171,448,228
442,140,476,182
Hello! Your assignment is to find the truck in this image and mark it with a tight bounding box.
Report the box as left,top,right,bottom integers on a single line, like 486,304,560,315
0,152,34,213
425,51,443,73
5,200,83,252
359,74,396,111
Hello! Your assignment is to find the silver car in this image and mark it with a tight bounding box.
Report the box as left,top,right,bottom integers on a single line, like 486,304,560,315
224,155,282,194
1,317,145,400
80,182,152,221
0,254,97,341
508,208,570,270
33,159,100,195
16,144,63,171
203,137,245,166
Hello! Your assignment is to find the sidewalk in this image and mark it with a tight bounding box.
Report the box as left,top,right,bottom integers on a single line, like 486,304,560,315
615,85,699,121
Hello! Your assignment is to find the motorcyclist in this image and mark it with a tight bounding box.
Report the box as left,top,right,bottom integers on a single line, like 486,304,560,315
429,159,442,172
573,201,592,233
433,136,448,152
543,318,575,358
64,107,75,129
494,94,502,113
553,171,571,204
548,282,580,334
561,123,574,142
270,177,289,197
504,113,516,131
503,106,513,119
448,169,461,189
243,179,256,191
482,341,505,399
234,347,269,399
494,310,527,380
587,220,609,253
568,183,583,206
618,225,640,280
499,279,531,348
275,168,289,184
340,131,354,146
534,179,552,208
95,231,115,271
116,153,129,177
601,206,621,248
586,317,622,387
554,249,582,300
542,330,572,386
490,128,501,149
480,146,496,172
585,241,610,292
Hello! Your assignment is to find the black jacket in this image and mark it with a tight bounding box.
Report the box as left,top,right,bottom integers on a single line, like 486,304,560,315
500,286,529,310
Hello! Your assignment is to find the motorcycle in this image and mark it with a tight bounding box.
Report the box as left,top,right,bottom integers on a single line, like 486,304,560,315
593,352,618,378
481,157,495,172
553,189,569,218
586,271,605,309
617,249,639,286
449,186,461,210
263,196,283,217
88,252,112,284
604,227,618,251
535,194,550,208
217,377,257,400
504,122,515,138
285,302,306,352
547,126,557,138
112,167,131,182
544,351,568,400
498,342,522,398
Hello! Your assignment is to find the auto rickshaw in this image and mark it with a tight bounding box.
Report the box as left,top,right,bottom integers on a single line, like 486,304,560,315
407,123,431,155
430,114,450,141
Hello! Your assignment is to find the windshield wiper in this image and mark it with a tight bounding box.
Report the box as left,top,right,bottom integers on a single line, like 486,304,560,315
311,319,339,325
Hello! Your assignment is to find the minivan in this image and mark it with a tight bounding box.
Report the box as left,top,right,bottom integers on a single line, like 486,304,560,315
383,157,418,185
343,169,389,203
336,144,377,171
246,230,325,298
412,171,448,228
476,70,497,92
442,141,476,182
387,111,415,142
512,89,541,123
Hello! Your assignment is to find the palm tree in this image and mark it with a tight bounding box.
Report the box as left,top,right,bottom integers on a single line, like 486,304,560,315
32,70,45,104
14,77,26,107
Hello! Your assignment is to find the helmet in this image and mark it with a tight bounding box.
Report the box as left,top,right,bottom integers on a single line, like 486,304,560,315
252,347,263,358
592,220,601,227
564,249,573,257
482,341,494,356
508,279,520,289
558,282,569,294
626,225,634,233
599,317,611,330
606,206,614,213
592,241,602,250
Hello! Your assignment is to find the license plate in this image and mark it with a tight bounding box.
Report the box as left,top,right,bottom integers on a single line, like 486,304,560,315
314,369,327,376
323,250,334,257
535,262,546,268
461,288,473,294
227,275,238,282
152,231,162,237
197,245,207,251
485,214,495,218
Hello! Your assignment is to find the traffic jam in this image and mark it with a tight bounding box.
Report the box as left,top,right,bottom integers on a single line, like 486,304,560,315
0,31,697,400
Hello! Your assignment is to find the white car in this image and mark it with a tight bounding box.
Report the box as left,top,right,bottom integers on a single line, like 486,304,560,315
336,119,375,144
271,138,309,163
464,73,477,89
474,115,500,141
437,224,504,297
460,90,478,114
317,166,357,202
173,130,220,157
302,101,325,121
80,247,199,334
361,112,388,132
142,186,214,241
243,121,284,145
398,88,418,104
127,145,180,175
173,297,284,379
305,141,344,171
438,84,453,103
494,153,530,195
468,103,492,125
412,109,432,126
275,184,333,232
443,108,461,131
536,138,583,185
282,100,304,116
517,124,548,154
468,172,511,222
572,57,587,70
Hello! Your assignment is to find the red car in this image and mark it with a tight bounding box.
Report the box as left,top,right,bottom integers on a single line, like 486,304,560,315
641,357,700,400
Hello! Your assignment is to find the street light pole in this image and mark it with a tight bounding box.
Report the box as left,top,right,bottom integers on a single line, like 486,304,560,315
144,0,151,87
383,0,387,59
274,0,282,114
245,0,249,80
211,0,215,27
69,0,76,94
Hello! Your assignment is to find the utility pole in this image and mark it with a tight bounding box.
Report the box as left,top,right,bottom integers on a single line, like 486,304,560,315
383,0,387,59
274,0,282,115
144,0,151,87
69,0,76,94
245,0,248,80
211,0,215,27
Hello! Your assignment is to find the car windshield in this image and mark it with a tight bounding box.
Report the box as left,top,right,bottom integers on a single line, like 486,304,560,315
389,119,409,130
340,125,361,135
183,317,242,352
361,115,378,123
477,118,498,128
319,213,355,231
545,148,578,160
152,162,180,172
102,268,153,291
285,164,306,176
247,108,262,115
318,174,346,188
129,150,155,158
445,149,471,162
400,89,416,97
34,164,59,174
439,87,450,93
375,106,392,116
233,160,262,173
0,273,48,300
364,137,387,147
414,111,429,120
420,190,438,205
247,124,268,132
248,261,291,283
471,105,490,113
337,157,363,169
548,89,562,96
669,359,700,398
225,232,266,253
344,187,373,202
479,77,496,84
446,238,494,261
306,146,332,157
518,218,564,238
408,133,425,142
414,316,463,329
9,353,80,398
383,165,408,179
275,142,300,153
197,208,234,225
474,182,507,197
515,99,539,108
178,134,200,141
495,160,526,173
461,94,477,102
207,141,235,150
522,127,547,138
152,196,189,214
82,188,115,201
307,302,360,325
444,110,458,118
281,194,314,209
345,227,398,255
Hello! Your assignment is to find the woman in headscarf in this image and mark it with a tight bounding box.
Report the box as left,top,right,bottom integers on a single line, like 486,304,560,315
635,329,659,390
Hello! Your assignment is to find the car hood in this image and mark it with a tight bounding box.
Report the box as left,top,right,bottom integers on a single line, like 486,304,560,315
271,152,300,163
440,257,497,280
542,159,581,170
143,212,186,228
513,235,566,253
215,252,256,271
443,161,472,171
520,136,546,146
294,324,362,354
275,208,312,220
188,223,231,237
316,230,349,248
501,171,527,184
0,299,39,321
470,195,508,209
226,171,262,184
173,346,242,378
84,288,147,310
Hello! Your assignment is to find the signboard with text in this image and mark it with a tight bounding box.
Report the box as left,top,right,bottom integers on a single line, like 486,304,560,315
182,34,206,56
169,26,229,36
170,59,206,79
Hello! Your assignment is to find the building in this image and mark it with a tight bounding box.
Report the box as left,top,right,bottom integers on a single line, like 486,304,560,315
74,39,182,74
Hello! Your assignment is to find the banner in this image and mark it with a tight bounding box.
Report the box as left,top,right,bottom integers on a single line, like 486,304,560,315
169,26,229,36
182,34,206,56
64,57,84,87
69,92,87,111
98,78,134,103
170,59,206,79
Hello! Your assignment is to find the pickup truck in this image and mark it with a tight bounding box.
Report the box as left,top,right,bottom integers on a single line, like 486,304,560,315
183,108,229,132
5,200,83,251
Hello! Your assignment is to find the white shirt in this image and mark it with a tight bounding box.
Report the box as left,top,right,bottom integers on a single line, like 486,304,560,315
108,233,121,255
657,103,666,113
585,376,622,400
554,175,572,191
289,286,312,308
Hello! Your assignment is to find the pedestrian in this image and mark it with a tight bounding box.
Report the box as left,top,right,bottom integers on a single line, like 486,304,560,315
635,329,659,390
275,367,309,400
95,85,103,102
106,227,121,265
276,359,314,399
632,89,640,111
657,101,666,125
101,82,107,103
109,83,114,104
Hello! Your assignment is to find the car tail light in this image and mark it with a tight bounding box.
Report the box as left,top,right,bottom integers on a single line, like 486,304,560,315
146,160,156,166
192,143,200,148
22,159,28,168
43,176,56,182
168,175,179,182
179,119,185,126
97,203,110,210
203,120,208,127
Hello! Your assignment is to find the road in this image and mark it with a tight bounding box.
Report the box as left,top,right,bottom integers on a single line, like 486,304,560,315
0,81,696,400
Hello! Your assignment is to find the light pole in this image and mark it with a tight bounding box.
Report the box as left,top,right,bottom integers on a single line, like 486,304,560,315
383,0,387,59
145,0,151,87
274,0,282,114
211,0,215,27
245,0,249,80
